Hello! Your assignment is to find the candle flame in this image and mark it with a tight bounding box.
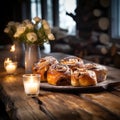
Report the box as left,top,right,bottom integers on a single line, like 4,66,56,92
10,44,15,52
4,58,12,63
30,76,34,82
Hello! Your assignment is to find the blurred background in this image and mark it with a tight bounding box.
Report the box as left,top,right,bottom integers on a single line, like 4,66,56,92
0,0,120,68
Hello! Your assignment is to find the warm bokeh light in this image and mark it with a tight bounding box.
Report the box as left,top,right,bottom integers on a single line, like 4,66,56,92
4,58,17,74
4,58,12,64
10,44,15,52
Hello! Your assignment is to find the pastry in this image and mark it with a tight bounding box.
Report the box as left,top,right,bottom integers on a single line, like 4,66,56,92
32,56,58,81
85,63,108,82
47,63,71,86
71,68,97,87
60,56,84,69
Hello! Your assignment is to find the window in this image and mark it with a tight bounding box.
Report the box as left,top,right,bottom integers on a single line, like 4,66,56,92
111,0,120,38
31,0,41,19
59,0,77,35
30,0,77,35
47,0,53,26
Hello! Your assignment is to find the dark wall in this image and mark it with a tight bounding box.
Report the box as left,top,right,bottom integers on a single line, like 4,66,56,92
0,0,24,45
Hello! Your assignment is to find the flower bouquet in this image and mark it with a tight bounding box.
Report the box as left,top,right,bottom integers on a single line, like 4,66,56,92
4,16,55,45
4,17,55,73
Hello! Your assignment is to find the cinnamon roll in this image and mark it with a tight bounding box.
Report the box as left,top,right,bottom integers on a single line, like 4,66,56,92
32,56,58,82
47,63,71,86
60,56,84,69
85,63,108,82
71,68,97,87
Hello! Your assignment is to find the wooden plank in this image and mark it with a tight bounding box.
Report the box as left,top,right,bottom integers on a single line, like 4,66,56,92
81,92,120,119
38,92,119,120
110,90,120,97
0,74,49,120
0,59,120,120
111,84,120,96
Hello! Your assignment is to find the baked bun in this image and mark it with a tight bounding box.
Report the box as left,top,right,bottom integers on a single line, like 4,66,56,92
85,63,108,82
47,63,71,86
71,68,97,87
32,56,58,81
60,56,84,69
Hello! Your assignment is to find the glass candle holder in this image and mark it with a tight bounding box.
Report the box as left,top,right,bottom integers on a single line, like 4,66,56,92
23,74,40,96
4,59,17,74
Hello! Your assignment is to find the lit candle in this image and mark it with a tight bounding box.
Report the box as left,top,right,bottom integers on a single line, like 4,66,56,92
4,58,17,74
4,58,12,64
5,62,17,74
23,74,40,96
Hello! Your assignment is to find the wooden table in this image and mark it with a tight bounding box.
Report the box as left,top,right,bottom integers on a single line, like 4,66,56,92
0,52,120,120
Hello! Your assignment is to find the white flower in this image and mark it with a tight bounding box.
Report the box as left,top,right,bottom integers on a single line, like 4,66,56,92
47,33,55,40
44,28,51,35
26,32,37,43
14,32,21,38
16,25,26,35
23,19,31,24
26,23,34,30
42,20,50,29
33,16,41,23
4,27,10,33
42,20,51,34
4,16,55,45
43,24,50,31
42,20,48,25
14,25,26,38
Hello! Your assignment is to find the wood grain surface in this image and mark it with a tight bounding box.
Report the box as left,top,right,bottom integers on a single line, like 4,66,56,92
0,52,120,120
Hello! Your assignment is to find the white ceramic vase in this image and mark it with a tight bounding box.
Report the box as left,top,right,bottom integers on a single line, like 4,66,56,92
25,44,41,73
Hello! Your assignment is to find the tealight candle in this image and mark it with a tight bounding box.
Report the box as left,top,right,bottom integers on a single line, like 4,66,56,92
4,58,12,64
4,58,17,74
23,74,40,96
